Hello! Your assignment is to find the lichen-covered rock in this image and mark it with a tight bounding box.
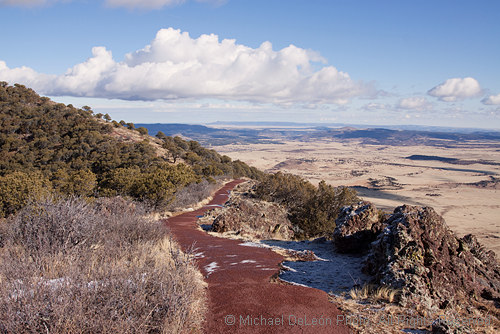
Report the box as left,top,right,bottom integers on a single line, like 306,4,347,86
333,202,384,253
208,196,294,240
363,205,500,314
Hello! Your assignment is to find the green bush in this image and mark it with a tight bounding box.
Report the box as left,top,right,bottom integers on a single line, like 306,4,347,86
295,181,359,237
0,171,51,217
100,164,198,209
136,126,148,135
52,169,97,197
131,164,199,209
255,173,359,238
99,167,142,197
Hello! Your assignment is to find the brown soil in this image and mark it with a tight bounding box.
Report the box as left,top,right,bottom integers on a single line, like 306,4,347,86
164,180,353,334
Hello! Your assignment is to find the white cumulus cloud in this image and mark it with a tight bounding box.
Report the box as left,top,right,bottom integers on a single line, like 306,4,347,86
427,77,481,102
397,97,432,111
0,28,371,104
481,93,500,105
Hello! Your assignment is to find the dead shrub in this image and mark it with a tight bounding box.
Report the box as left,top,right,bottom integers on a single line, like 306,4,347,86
166,179,222,211
0,197,205,333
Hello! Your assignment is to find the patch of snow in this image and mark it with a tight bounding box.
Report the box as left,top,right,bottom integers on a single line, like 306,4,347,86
204,262,219,276
226,254,238,257
312,254,328,261
240,260,257,264
193,252,204,258
239,241,273,249
279,278,311,288
262,239,370,295
44,277,69,288
281,265,297,273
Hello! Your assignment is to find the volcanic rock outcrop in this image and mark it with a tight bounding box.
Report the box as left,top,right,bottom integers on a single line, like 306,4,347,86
363,205,500,313
207,196,295,240
334,202,500,319
333,201,384,253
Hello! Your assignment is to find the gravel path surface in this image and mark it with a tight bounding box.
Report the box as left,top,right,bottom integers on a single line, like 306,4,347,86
165,180,353,334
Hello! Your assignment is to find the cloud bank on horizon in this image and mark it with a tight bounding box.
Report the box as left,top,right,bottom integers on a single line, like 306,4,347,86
397,97,432,111
106,0,226,10
0,0,63,6
0,28,373,104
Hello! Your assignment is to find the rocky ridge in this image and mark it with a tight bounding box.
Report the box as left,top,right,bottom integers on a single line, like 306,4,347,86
199,182,295,240
333,201,384,253
334,202,500,332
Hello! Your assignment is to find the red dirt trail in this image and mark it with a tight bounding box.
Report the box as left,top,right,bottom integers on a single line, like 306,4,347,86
164,180,353,334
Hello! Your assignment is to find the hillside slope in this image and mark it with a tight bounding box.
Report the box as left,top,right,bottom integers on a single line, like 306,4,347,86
0,82,261,216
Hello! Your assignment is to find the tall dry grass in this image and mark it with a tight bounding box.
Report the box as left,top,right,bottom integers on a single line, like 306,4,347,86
166,179,222,211
349,284,400,304
0,196,205,333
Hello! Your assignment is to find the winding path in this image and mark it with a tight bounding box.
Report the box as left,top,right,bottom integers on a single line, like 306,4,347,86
164,180,352,334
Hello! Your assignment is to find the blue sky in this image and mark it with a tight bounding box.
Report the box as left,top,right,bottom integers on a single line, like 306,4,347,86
1,0,499,129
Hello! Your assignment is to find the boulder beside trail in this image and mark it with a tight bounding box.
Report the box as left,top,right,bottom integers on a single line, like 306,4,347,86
334,202,500,318
363,204,500,313
209,196,295,240
333,201,384,253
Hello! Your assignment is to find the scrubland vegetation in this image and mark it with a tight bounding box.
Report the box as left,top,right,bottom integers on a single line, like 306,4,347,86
0,82,261,217
0,83,256,332
254,172,359,238
0,82,363,332
0,197,206,333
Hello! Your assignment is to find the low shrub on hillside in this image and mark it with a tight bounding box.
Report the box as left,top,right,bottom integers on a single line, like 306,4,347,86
255,172,359,238
99,163,200,210
0,197,205,333
0,171,52,218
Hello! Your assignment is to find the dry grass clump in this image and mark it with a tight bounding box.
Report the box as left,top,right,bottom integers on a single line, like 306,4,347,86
0,197,205,333
166,179,223,211
332,285,500,333
349,284,400,304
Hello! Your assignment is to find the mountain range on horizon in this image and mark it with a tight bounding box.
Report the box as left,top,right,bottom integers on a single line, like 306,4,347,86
136,122,500,147
207,121,500,133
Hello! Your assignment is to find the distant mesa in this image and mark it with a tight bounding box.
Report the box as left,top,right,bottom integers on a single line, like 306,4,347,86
137,122,500,147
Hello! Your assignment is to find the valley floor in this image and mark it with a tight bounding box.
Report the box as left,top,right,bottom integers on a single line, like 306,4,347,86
216,140,500,255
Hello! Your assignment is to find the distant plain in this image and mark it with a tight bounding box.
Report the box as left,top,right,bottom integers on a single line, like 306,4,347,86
141,123,500,255
216,137,500,255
